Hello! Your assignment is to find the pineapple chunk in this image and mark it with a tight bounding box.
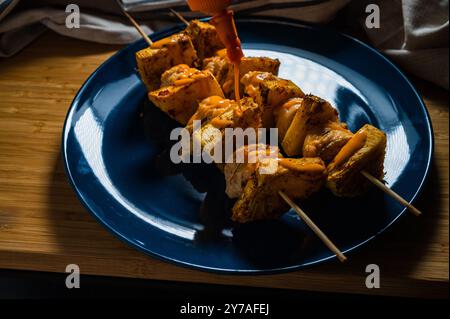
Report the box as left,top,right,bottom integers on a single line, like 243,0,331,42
326,124,387,197
241,72,304,127
281,95,339,157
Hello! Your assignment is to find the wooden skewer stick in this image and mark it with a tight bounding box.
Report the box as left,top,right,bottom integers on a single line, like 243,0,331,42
170,8,190,26
279,191,347,263
121,9,153,46
361,170,422,216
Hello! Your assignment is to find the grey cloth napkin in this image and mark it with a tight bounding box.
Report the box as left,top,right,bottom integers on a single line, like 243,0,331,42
361,0,448,89
0,0,448,89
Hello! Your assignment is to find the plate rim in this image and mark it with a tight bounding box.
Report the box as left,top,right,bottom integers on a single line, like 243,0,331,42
61,17,435,274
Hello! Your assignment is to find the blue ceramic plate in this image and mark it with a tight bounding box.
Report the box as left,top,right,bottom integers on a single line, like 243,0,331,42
62,19,433,273
0,0,13,18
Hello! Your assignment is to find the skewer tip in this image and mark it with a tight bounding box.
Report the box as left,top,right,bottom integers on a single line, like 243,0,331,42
120,7,153,46
361,170,423,217
278,191,348,263
170,8,190,26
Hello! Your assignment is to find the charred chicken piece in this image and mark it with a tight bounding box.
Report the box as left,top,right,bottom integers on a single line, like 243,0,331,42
231,156,327,223
187,97,261,170
302,122,353,164
224,144,282,199
204,56,281,99
149,65,224,125
136,33,199,91
186,95,234,133
184,20,225,61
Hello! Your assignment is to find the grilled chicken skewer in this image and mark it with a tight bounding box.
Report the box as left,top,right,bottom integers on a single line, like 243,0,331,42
124,10,418,263
183,94,345,261
124,10,347,261
186,96,327,221
169,9,283,102
128,10,395,210
129,12,224,91
172,9,347,262
128,10,281,99
126,9,280,94
243,71,421,215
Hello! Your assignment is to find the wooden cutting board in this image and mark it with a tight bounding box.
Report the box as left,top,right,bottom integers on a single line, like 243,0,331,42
0,32,448,298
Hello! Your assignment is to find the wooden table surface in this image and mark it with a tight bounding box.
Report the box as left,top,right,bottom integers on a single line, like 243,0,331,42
0,32,448,298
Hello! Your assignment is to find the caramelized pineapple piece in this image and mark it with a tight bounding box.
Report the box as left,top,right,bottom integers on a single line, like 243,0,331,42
281,95,340,157
326,124,387,197
241,72,304,127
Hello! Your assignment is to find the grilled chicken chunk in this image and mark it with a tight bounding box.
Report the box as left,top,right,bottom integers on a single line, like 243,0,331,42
224,144,281,198
149,65,224,125
303,123,353,163
185,20,225,61
232,157,327,223
326,124,387,197
160,64,203,87
136,33,199,91
280,95,341,157
186,96,234,133
189,97,263,165
203,55,230,86
241,72,304,127
204,56,281,99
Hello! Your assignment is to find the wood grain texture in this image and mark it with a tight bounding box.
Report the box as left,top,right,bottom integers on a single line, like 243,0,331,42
0,32,448,298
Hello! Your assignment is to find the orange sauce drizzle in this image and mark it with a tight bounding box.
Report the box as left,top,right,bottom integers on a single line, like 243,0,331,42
233,62,240,103
279,159,325,173
331,130,367,167
170,68,207,86
216,48,228,58
152,36,176,48
282,98,303,109
203,96,229,106
189,97,232,122
211,118,234,128
244,146,279,160
173,78,195,86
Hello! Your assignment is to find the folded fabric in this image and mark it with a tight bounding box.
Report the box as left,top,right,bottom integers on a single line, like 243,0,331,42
0,0,448,89
0,0,351,56
361,0,448,89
